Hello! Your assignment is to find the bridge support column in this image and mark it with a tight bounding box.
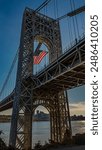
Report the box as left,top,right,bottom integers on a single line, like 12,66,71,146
24,108,32,150
9,82,33,150
9,6,63,149
50,91,72,143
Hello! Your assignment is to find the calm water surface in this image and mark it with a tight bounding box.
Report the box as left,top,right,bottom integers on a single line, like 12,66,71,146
0,121,85,147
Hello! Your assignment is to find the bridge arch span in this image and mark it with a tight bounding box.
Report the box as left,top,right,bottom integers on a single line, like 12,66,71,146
34,34,53,52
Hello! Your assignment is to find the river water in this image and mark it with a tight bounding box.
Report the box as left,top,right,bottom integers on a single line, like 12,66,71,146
0,121,85,147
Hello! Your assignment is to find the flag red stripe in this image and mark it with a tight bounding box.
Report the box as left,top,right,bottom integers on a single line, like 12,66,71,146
33,51,47,64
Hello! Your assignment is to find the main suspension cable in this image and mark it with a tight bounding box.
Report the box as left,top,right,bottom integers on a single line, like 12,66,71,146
56,6,85,21
35,0,52,12
0,48,19,97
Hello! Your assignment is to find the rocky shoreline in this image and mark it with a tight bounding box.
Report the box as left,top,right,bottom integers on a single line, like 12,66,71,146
0,133,85,150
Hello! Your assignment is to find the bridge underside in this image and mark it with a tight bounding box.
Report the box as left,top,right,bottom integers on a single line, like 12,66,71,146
0,37,85,112
0,62,84,111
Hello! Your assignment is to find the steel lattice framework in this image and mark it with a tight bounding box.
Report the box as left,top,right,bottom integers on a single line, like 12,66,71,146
8,8,73,150
0,35,85,150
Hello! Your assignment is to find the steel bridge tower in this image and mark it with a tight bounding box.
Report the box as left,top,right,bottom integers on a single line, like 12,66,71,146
9,8,71,150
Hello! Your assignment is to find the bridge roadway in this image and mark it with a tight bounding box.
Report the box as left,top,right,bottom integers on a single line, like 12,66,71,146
0,37,85,111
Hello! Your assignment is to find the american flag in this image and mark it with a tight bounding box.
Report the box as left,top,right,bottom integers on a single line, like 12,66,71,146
33,50,48,64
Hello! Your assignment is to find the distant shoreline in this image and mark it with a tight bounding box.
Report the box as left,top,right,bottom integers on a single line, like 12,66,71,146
0,114,85,123
0,120,85,123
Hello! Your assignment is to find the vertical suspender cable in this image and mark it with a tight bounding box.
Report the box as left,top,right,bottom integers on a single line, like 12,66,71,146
72,0,80,39
66,16,73,49
69,0,77,41
54,0,56,19
81,12,85,35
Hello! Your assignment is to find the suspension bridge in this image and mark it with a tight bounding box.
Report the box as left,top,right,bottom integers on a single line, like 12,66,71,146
0,0,85,149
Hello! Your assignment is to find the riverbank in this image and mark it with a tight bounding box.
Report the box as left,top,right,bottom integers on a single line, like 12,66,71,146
0,144,85,150
0,137,7,149
0,133,85,150
33,133,85,150
49,145,85,150
33,144,85,150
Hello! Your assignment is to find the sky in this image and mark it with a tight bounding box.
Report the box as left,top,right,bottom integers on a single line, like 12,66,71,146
0,0,85,115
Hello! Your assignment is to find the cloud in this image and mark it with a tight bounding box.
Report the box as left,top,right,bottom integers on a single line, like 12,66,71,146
0,109,12,115
69,101,85,116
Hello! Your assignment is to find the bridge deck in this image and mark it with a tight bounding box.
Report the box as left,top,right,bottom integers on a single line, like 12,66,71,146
0,37,85,111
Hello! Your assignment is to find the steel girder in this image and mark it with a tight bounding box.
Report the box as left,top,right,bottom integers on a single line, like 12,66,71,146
0,38,85,112
31,37,85,91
